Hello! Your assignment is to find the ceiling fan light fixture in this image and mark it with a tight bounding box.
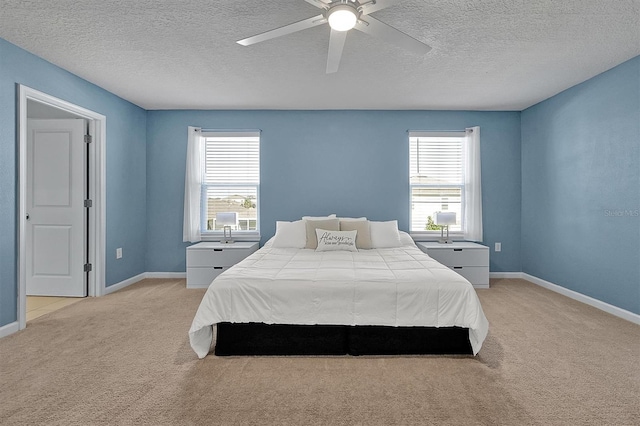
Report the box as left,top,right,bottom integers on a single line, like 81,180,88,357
327,5,358,32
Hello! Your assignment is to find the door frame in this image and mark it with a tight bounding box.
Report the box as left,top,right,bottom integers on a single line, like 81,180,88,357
17,84,107,330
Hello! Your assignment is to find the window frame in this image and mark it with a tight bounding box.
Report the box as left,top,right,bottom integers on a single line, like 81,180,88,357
199,131,261,241
409,131,466,240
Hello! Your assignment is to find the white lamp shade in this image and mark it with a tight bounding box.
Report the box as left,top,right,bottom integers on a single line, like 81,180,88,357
434,211,456,226
216,212,237,226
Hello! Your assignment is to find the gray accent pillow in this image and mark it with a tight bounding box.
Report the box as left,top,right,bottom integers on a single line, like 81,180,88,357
340,220,372,249
305,219,340,249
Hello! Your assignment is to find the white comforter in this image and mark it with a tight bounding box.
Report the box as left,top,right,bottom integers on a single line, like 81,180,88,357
189,238,489,358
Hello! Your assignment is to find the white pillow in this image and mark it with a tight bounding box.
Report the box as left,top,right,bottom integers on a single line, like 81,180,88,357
272,220,306,248
337,217,367,221
369,220,402,248
398,231,416,247
302,214,337,220
315,229,358,252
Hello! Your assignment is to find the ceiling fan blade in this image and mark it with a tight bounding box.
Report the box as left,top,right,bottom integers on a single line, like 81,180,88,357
359,0,398,15
355,16,431,55
326,29,348,73
237,14,326,46
304,0,331,9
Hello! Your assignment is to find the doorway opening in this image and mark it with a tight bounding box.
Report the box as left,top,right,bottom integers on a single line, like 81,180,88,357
26,296,83,322
17,85,106,330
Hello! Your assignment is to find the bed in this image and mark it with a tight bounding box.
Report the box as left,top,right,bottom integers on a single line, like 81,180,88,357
189,218,489,358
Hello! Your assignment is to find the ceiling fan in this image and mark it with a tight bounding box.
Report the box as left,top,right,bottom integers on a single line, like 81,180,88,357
237,0,432,74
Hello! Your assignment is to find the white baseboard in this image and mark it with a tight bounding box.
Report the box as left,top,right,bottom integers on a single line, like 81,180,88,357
520,273,640,325
104,272,187,295
489,271,639,325
104,272,147,295
0,321,20,338
5,269,635,341
2,271,188,339
490,272,524,279
145,272,187,279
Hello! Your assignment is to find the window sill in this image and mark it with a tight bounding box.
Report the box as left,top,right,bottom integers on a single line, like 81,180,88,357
410,232,464,242
200,233,261,242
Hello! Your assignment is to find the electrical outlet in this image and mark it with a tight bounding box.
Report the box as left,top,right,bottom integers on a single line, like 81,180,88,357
495,242,501,252
116,247,123,259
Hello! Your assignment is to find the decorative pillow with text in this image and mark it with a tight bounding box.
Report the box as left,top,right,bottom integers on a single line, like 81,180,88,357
315,229,358,252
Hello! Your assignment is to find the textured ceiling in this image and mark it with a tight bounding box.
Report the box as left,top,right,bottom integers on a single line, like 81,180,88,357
1,0,638,110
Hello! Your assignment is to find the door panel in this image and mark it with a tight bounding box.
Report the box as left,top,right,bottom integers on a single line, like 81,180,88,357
33,132,72,206
32,225,72,276
27,119,86,297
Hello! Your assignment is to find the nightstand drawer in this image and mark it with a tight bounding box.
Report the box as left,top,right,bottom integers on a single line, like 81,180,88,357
187,267,230,288
187,248,251,267
426,248,488,267
416,242,490,288
448,266,489,288
186,242,259,288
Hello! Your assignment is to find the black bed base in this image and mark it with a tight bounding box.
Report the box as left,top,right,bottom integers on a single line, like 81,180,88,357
215,322,472,356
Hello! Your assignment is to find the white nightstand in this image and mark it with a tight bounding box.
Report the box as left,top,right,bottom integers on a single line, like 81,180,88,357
417,241,490,288
186,242,259,288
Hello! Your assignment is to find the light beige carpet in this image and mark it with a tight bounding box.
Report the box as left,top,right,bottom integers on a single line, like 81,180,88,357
0,278,638,425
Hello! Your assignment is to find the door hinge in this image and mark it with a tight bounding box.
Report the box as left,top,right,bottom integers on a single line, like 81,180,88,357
84,263,92,272
84,134,92,144
84,199,92,208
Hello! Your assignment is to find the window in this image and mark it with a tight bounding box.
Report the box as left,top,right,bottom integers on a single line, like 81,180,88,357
409,128,483,241
201,131,260,237
410,132,464,234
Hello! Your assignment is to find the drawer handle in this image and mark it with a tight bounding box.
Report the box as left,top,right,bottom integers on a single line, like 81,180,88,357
214,249,223,252
454,249,463,252
214,267,223,270
453,267,463,269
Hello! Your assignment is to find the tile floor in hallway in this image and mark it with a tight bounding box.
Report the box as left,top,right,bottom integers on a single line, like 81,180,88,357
26,296,84,321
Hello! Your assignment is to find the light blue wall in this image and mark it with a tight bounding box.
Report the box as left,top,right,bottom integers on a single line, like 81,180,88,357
146,110,522,274
521,56,640,314
5,34,634,328
0,38,147,327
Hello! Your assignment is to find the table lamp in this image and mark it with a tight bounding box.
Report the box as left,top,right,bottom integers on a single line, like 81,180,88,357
216,212,237,244
434,211,456,244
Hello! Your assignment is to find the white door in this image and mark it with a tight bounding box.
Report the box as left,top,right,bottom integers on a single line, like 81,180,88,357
26,119,87,297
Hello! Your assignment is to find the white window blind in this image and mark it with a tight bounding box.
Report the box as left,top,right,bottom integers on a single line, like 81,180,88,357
201,132,260,235
204,135,259,185
410,136,463,186
409,132,465,234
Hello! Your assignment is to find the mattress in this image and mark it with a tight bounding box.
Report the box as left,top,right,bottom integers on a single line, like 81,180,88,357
189,234,489,358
